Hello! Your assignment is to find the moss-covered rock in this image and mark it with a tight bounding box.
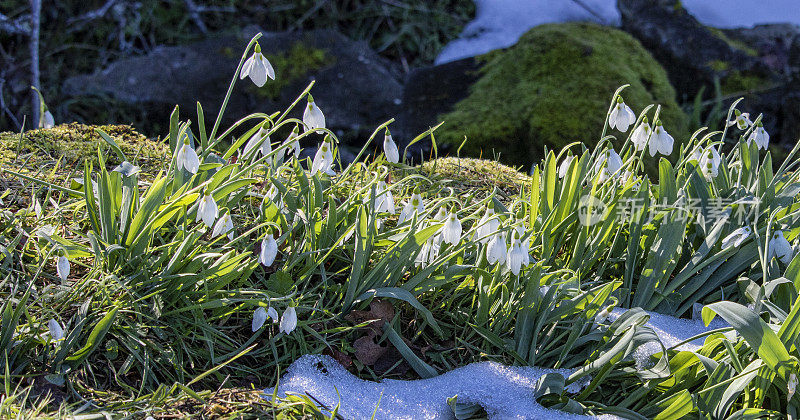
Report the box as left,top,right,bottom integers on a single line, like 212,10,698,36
0,123,169,173
417,157,529,199
435,23,688,167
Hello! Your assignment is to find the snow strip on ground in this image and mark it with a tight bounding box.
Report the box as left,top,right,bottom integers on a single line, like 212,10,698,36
609,307,729,352
436,0,800,64
277,354,619,419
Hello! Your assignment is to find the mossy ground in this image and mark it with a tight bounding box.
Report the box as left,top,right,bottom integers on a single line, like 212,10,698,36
417,157,529,200
0,123,169,181
436,22,689,168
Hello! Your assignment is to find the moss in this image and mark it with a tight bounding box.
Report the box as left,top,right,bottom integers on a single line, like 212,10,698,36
244,42,334,100
417,157,529,199
720,71,773,95
0,123,169,173
705,26,759,57
436,23,689,167
707,60,730,72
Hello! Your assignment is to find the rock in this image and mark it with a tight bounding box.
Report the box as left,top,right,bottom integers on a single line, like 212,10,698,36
723,24,800,76
618,0,768,101
424,23,688,168
394,57,483,156
63,29,403,145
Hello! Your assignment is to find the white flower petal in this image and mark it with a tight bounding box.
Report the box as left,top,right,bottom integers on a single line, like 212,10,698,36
57,256,70,282
280,306,297,334
260,235,278,266
252,307,267,332
384,133,400,163
48,319,64,340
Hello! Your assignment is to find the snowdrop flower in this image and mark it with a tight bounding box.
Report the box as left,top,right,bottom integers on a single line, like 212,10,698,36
383,129,400,164
441,211,462,245
507,233,526,276
259,234,278,266
311,138,336,176
595,306,612,324
687,146,703,163
558,155,574,179
398,190,425,224
240,43,275,87
280,306,297,334
41,110,55,129
486,232,507,265
789,373,798,401
212,212,234,240
252,306,279,332
283,126,301,158
609,97,636,132
303,95,326,134
631,118,652,151
195,193,218,228
727,110,752,130
176,140,200,174
514,225,531,267
721,226,751,248
596,149,623,183
700,146,721,181
243,127,272,158
649,121,674,157
474,204,500,243
374,181,395,214
57,255,69,282
769,230,794,264
748,123,769,150
48,319,64,341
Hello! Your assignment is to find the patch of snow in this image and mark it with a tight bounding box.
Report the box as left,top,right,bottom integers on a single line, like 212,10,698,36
277,354,619,419
680,0,800,29
436,0,800,64
435,0,621,64
609,307,729,352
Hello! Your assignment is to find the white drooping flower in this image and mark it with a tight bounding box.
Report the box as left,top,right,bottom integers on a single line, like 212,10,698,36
252,307,267,332
252,306,280,332
212,212,234,240
283,126,301,159
687,146,703,163
259,234,278,266
57,255,70,282
721,226,751,249
383,130,400,164
441,211,462,245
176,140,200,174
596,149,624,183
631,120,652,151
594,306,613,324
280,306,298,334
240,43,275,87
398,191,425,224
303,95,326,134
748,123,770,150
769,230,794,264
374,181,395,214
700,146,721,181
474,205,500,243
486,232,507,265
243,127,272,158
196,194,219,228
609,98,636,132
558,155,574,179
48,319,64,341
41,110,55,129
507,234,526,276
311,138,336,176
789,373,798,402
727,110,752,130
649,122,674,157
515,225,531,266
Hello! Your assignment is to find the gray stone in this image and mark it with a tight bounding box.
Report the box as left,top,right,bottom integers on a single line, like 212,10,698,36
63,29,403,145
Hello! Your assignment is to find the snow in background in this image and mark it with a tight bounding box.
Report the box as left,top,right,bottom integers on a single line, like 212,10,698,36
436,0,800,64
278,354,619,420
